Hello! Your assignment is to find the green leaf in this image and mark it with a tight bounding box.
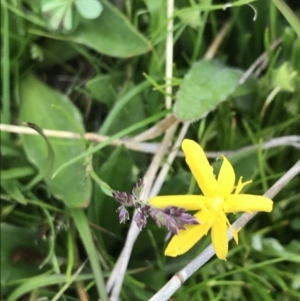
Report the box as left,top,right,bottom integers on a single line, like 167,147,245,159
90,170,113,197
143,0,166,45
0,167,36,181
75,0,103,19
270,0,300,39
178,10,202,28
272,63,296,91
173,59,243,121
88,146,134,250
51,110,168,179
99,80,150,134
1,224,46,289
7,274,94,301
70,208,109,301
1,180,26,204
69,0,151,57
86,73,124,106
41,0,76,32
19,74,91,208
106,81,146,135
38,39,79,68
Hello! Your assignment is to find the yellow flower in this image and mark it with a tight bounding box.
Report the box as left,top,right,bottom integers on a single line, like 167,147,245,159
149,139,273,260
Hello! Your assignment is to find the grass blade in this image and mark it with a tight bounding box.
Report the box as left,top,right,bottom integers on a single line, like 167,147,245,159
70,208,109,301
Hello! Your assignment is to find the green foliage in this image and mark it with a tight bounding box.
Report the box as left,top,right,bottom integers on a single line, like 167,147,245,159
174,59,242,121
67,0,152,58
1,0,300,300
1,223,47,288
19,74,91,207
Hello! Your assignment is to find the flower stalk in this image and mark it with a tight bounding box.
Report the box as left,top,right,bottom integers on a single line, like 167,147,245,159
112,179,200,239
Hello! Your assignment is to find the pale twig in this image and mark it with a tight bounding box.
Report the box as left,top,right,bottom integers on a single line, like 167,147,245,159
107,122,179,301
149,159,300,301
150,121,190,197
204,20,231,60
0,123,162,154
132,114,177,142
1,125,298,157
0,122,173,144
203,135,300,158
165,0,174,109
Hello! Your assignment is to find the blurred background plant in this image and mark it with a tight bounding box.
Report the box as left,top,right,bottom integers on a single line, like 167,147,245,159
1,0,300,300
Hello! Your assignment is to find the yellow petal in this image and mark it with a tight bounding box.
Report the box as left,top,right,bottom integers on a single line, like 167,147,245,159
225,194,273,213
165,210,212,257
182,139,217,198
211,214,228,260
149,195,207,210
225,216,239,244
235,177,252,194
217,156,235,197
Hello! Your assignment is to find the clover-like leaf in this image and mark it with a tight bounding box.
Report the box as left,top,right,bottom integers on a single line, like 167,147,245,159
75,0,103,19
41,0,77,32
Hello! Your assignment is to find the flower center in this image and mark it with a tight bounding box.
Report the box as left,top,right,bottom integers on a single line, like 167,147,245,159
211,197,224,211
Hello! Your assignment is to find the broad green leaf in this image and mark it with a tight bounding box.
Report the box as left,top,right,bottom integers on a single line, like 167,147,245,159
19,74,91,208
69,0,151,57
173,59,243,121
75,0,103,19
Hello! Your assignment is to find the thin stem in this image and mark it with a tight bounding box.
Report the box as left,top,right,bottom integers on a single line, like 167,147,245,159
1,124,299,156
150,121,190,197
1,0,11,133
165,0,174,109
